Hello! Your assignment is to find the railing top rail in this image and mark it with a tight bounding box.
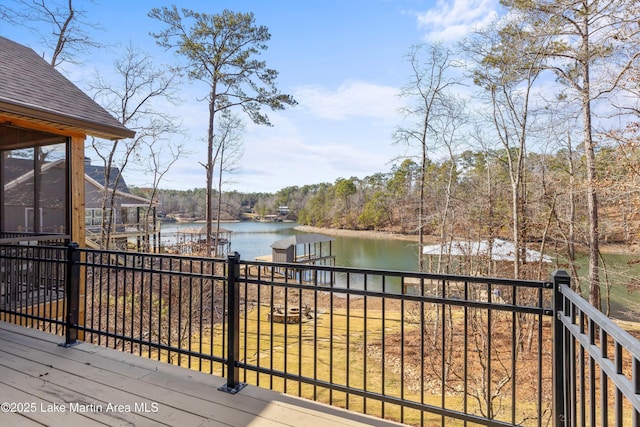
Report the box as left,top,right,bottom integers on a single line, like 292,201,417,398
242,258,551,288
559,283,640,357
77,246,226,262
0,242,552,291
0,234,70,245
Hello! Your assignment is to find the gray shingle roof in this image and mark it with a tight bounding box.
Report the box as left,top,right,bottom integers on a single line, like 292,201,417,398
5,157,133,195
271,233,334,249
85,164,131,193
0,36,134,140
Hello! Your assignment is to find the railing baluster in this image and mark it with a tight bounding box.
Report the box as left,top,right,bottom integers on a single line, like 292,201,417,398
242,263,248,384
615,342,623,427
381,275,386,420
363,274,367,415
589,318,596,426
313,276,318,401
634,355,639,427
219,252,245,394
553,269,570,427
346,272,351,411
601,328,608,426
63,242,80,346
269,268,275,391
464,280,469,427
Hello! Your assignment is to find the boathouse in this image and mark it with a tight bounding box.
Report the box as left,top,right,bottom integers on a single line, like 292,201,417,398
270,233,335,265
422,238,552,276
171,225,232,255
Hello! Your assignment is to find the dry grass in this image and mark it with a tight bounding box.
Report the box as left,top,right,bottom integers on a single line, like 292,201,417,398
151,303,554,426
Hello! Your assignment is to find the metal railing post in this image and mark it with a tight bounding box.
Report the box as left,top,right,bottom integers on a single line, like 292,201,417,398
219,251,246,394
552,269,570,427
63,242,80,346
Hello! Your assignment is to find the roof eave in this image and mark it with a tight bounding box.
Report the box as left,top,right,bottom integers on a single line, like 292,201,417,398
0,100,135,140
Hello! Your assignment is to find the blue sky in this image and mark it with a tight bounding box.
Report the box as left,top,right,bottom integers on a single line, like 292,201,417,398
3,0,501,192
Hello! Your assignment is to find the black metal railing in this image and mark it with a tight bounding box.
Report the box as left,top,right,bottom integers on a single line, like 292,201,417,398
231,255,554,426
80,247,229,372
0,231,70,245
0,243,67,334
554,270,640,427
0,242,639,426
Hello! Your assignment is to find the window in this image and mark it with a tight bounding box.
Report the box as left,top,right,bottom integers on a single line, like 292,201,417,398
1,127,68,235
85,208,113,226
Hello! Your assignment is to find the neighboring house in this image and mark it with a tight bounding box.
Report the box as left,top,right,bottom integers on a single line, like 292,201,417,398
84,158,159,251
2,155,158,250
0,35,134,246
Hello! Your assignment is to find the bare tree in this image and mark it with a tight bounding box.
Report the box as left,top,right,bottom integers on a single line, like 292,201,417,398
87,44,181,249
149,6,296,257
395,43,461,271
503,0,640,309
0,0,102,67
137,133,187,252
208,111,244,256
433,98,466,274
465,18,546,279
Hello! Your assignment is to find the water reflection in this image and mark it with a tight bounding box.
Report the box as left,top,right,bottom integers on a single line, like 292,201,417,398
161,222,420,271
160,221,640,320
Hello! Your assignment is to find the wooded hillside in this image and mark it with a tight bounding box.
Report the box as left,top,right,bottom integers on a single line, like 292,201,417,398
142,141,640,249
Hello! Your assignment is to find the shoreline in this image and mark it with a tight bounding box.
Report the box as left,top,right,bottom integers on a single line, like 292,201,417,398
294,225,640,256
295,225,424,243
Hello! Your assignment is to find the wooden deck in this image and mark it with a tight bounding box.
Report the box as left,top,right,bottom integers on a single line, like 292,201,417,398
0,322,403,427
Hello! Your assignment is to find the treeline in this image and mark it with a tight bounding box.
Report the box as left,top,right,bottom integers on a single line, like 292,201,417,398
131,188,273,220
135,142,639,249
287,146,638,248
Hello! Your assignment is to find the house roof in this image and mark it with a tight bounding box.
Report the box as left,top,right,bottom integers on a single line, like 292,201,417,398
3,158,65,191
3,157,35,183
271,233,334,250
85,163,131,194
422,238,553,263
3,157,152,206
176,226,232,236
0,36,134,140
4,157,129,193
84,174,153,206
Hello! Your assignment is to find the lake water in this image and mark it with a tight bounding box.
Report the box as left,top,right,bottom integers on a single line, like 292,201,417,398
160,221,640,320
161,221,421,271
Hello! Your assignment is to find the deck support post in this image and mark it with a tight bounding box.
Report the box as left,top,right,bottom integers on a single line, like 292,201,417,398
552,269,570,427
219,251,246,394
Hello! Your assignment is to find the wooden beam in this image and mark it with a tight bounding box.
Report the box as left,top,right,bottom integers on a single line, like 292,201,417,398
0,114,85,139
69,135,87,340
69,135,86,248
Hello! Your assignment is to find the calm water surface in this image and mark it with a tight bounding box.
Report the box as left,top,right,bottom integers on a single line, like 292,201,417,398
161,221,639,320
161,221,420,271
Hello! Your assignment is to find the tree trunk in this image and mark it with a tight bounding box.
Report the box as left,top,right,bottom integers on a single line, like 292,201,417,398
418,142,426,272
581,19,601,311
214,143,225,257
206,90,216,257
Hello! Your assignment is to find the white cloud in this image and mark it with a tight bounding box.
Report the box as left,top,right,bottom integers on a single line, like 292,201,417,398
294,81,402,120
240,138,363,187
416,0,500,42
127,80,408,192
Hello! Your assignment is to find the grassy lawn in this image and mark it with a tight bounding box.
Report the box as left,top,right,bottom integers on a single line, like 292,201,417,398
151,303,551,426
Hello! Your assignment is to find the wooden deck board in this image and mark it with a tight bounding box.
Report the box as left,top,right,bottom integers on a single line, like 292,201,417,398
0,339,215,426
0,379,107,426
0,322,403,426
